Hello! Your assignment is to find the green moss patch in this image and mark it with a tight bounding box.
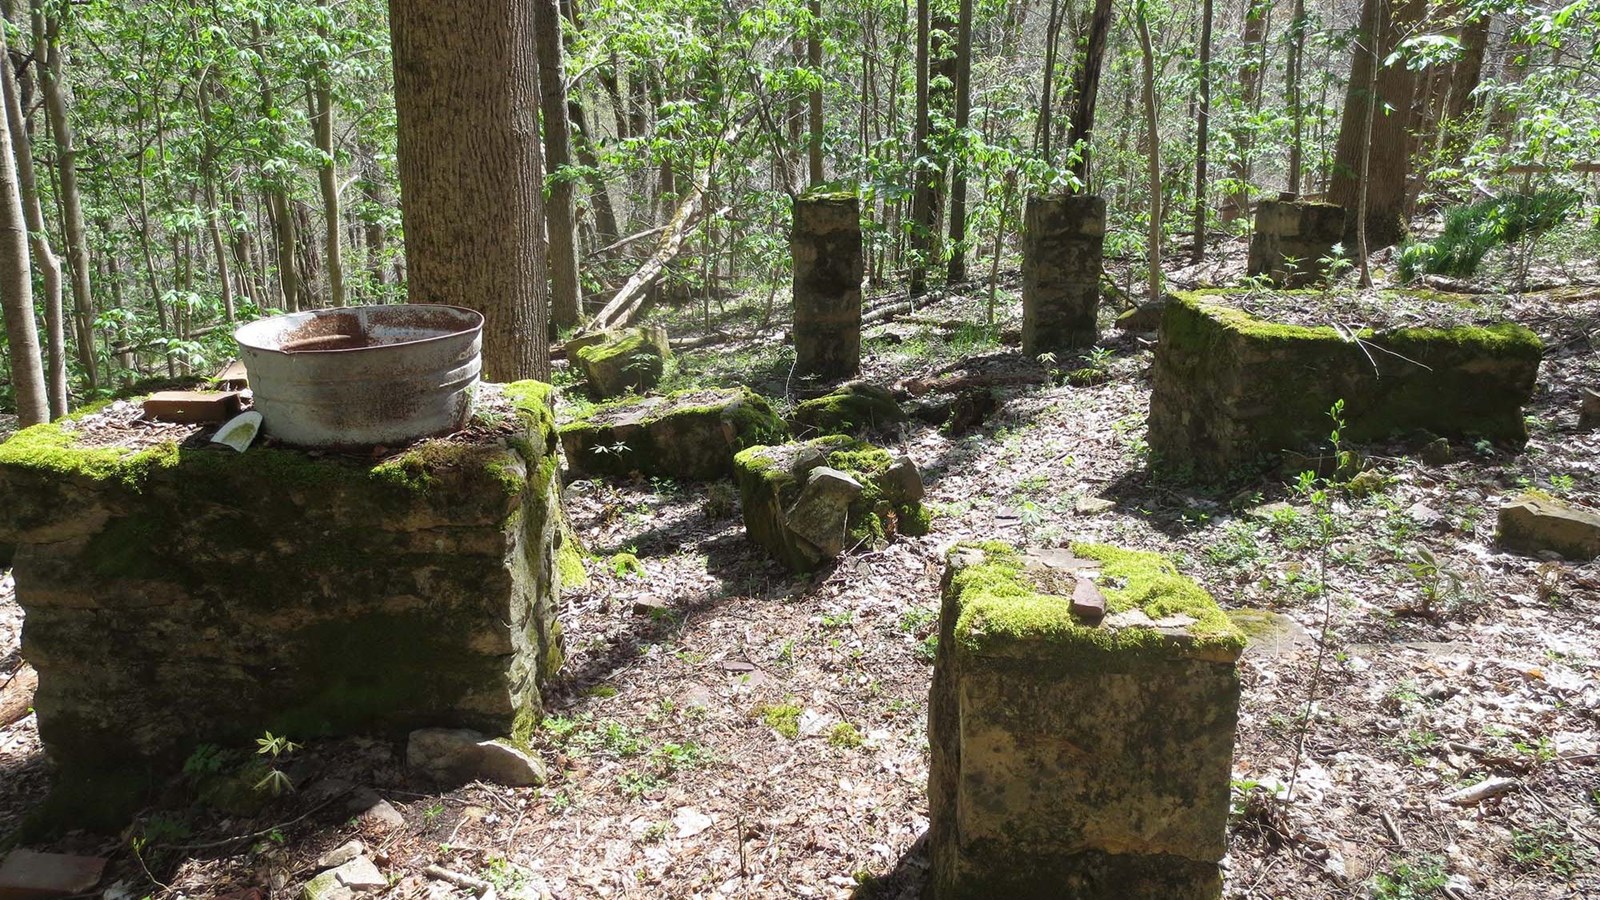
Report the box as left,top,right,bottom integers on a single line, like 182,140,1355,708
947,541,1244,659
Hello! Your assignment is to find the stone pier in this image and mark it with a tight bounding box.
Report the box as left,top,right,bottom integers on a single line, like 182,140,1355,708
929,541,1244,899
792,193,863,381
0,382,568,823
1247,199,1347,287
1022,194,1106,357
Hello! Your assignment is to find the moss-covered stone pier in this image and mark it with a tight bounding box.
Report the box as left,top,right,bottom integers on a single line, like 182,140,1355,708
1022,194,1106,357
1149,290,1543,479
0,382,567,822
1247,199,1347,287
928,541,1244,899
792,193,864,381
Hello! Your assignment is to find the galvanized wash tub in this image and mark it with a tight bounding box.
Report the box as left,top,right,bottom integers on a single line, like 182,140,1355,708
235,304,483,449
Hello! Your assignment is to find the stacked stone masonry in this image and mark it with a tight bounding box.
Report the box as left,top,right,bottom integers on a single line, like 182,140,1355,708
792,194,864,381
1148,291,1543,479
1246,200,1347,287
929,542,1245,899
1022,194,1106,357
0,381,567,813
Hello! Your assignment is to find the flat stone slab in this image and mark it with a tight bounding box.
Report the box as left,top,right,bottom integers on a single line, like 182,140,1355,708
1149,290,1543,479
560,387,788,481
928,542,1244,899
0,850,107,898
1497,493,1600,560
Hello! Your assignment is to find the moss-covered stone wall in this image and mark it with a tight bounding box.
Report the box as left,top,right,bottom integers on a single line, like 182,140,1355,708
1148,290,1543,479
928,542,1242,899
0,381,566,821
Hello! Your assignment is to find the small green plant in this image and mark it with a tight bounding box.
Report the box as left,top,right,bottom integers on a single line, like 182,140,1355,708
915,634,939,663
757,702,803,739
585,684,620,699
898,607,936,633
820,609,855,629
1508,821,1586,877
828,722,864,749
423,801,445,823
253,731,300,797
1372,854,1449,899
617,770,665,799
1400,547,1466,618
1316,243,1354,299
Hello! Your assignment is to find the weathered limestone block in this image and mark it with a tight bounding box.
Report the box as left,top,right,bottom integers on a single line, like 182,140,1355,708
1247,200,1347,287
1497,493,1600,560
733,436,929,571
0,382,566,821
792,194,864,381
560,387,788,481
1149,290,1543,479
929,542,1245,900
1022,194,1106,357
573,325,671,399
790,382,908,437
1580,387,1600,431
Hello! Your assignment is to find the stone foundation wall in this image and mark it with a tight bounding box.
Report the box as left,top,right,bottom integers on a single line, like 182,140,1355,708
929,542,1244,899
1149,291,1544,479
1022,194,1105,357
1246,200,1346,287
0,382,565,786
792,194,863,381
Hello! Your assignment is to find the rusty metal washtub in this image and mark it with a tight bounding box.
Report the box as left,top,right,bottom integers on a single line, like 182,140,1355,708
234,304,483,449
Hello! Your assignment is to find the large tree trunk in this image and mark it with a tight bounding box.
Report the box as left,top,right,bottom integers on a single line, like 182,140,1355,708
1445,14,1489,123
1285,0,1307,194
1191,0,1213,262
3,37,63,415
314,0,344,307
1065,0,1113,186
908,0,932,296
0,20,46,425
32,0,95,392
1329,0,1424,252
1135,0,1161,303
806,0,823,186
945,0,973,282
390,0,549,380
533,0,580,329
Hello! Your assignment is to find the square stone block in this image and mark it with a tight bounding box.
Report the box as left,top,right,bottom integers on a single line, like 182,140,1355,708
928,542,1245,899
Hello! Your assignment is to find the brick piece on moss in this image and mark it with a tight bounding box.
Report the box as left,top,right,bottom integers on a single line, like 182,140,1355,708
928,541,1244,900
790,382,908,438
1149,290,1543,480
733,436,928,571
573,325,671,399
560,387,788,481
1497,493,1600,561
0,381,567,831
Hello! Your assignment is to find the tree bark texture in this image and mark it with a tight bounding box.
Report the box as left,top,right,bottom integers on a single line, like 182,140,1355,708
945,0,973,283
4,45,65,416
390,0,550,381
0,20,46,425
32,0,95,390
534,0,580,328
1065,0,1113,187
1329,0,1424,252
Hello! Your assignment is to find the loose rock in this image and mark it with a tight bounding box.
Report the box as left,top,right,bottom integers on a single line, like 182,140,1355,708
407,727,547,788
1497,493,1600,560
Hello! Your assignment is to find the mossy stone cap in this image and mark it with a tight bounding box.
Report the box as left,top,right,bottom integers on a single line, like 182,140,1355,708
946,541,1245,662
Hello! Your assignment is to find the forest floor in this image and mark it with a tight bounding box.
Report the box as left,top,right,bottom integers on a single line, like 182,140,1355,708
2,233,1599,899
